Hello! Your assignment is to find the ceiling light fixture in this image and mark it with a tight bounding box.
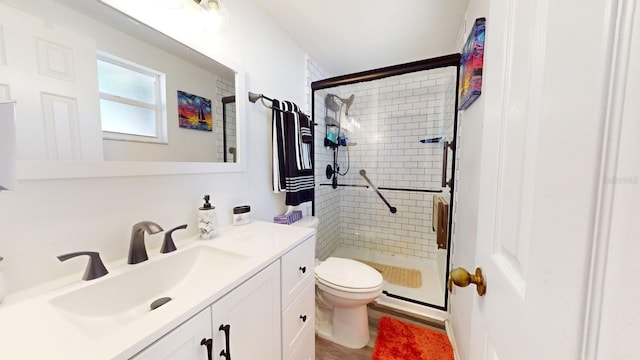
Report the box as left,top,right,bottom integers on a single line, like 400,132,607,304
193,0,226,32
195,0,219,11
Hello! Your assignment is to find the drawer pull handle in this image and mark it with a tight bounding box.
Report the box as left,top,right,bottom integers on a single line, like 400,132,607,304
219,324,231,359
298,266,307,274
200,338,213,360
300,315,307,322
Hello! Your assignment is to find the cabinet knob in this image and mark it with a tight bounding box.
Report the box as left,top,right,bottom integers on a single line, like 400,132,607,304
299,315,307,322
298,266,306,274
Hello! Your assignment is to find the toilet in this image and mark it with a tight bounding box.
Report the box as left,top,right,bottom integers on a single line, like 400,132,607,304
314,257,383,348
292,216,383,349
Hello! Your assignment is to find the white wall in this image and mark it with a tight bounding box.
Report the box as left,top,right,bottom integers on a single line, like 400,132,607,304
0,0,307,293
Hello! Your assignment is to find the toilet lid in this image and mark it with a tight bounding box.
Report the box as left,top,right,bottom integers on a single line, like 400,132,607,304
315,257,383,289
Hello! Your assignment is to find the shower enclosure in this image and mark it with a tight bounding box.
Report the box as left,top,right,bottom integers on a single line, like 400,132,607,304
312,55,460,311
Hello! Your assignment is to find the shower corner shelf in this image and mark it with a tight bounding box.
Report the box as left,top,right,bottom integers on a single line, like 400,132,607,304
324,138,339,149
324,138,356,148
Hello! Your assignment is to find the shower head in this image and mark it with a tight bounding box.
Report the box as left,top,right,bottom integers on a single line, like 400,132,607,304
325,94,355,115
343,94,355,115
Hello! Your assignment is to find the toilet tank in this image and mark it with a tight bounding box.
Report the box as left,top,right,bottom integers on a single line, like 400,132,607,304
291,216,319,230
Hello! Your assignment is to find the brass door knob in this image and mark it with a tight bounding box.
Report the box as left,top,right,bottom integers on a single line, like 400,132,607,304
448,267,486,296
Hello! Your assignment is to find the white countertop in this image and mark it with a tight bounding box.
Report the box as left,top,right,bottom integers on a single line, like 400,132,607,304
0,221,314,359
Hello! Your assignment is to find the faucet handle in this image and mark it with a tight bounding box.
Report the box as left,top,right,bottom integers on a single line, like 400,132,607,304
161,224,188,254
57,251,109,281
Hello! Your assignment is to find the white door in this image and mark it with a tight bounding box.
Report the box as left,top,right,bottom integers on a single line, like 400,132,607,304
0,4,103,161
449,0,630,359
590,1,640,358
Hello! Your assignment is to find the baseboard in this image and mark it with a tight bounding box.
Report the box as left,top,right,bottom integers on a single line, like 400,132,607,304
445,319,461,360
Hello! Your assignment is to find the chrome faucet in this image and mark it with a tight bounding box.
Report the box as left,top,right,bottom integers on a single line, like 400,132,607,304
128,221,163,264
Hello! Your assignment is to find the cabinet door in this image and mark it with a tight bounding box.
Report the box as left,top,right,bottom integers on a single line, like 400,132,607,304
211,261,281,360
132,308,212,360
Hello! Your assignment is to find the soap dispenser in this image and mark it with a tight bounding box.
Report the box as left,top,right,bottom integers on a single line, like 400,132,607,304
198,195,218,240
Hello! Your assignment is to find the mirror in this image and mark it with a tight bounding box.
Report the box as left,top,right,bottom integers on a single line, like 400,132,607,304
0,0,245,179
221,96,237,163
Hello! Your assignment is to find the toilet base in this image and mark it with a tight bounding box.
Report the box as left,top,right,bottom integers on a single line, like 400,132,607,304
315,302,371,349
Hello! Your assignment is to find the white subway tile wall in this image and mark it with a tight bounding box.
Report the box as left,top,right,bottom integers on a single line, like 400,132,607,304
306,57,341,260
308,59,457,263
216,76,235,162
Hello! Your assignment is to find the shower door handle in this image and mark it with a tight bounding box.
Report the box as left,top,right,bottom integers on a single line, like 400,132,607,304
441,141,453,188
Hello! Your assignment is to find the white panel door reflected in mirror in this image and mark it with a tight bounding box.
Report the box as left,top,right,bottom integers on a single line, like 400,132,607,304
0,0,238,165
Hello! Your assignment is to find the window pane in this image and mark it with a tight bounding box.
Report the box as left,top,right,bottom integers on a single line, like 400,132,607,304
100,99,157,137
97,60,156,104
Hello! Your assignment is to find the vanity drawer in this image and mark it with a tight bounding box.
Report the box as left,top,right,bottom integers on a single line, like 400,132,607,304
286,325,315,360
282,281,315,360
281,236,315,309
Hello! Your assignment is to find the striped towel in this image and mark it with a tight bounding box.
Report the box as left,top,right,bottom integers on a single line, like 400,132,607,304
272,99,314,206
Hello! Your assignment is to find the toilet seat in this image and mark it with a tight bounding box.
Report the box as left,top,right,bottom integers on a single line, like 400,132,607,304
315,257,383,291
316,276,383,294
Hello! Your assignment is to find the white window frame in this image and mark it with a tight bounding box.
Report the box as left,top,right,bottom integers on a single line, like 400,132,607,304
97,51,167,144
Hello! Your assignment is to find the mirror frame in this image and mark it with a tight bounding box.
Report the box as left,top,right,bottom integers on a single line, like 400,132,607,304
13,0,247,180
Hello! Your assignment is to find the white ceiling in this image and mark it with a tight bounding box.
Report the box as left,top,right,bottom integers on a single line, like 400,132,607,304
249,0,470,77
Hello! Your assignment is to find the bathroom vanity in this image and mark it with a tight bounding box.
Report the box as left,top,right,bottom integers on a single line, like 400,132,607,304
0,221,315,359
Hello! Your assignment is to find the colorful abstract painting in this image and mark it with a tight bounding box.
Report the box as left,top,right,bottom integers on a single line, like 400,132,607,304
458,18,486,110
178,90,212,131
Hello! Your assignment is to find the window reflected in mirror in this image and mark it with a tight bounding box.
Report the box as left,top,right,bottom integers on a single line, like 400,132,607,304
0,1,238,164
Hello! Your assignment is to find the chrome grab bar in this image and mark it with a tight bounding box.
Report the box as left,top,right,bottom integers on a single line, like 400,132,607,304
359,170,397,214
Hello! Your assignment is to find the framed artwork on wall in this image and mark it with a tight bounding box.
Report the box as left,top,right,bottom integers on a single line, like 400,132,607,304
178,90,213,131
458,17,486,110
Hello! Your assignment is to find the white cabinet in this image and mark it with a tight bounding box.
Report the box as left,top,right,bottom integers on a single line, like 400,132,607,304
133,261,280,360
211,260,281,360
288,326,314,360
280,237,315,360
281,236,315,309
132,234,315,360
132,308,212,360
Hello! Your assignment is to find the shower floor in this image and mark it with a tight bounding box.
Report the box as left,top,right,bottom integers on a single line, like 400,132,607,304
329,246,445,307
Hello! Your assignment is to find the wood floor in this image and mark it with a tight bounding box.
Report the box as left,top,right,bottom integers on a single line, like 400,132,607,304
315,304,446,359
315,335,373,360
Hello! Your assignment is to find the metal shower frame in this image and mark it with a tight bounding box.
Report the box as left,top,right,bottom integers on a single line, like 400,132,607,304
310,53,462,311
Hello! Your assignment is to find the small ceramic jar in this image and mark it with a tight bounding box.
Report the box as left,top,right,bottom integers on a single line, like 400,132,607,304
233,205,251,226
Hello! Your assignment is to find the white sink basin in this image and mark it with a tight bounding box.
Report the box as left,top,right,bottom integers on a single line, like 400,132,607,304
48,245,248,339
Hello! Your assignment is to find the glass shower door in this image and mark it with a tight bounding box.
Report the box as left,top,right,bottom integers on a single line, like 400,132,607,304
312,56,460,310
